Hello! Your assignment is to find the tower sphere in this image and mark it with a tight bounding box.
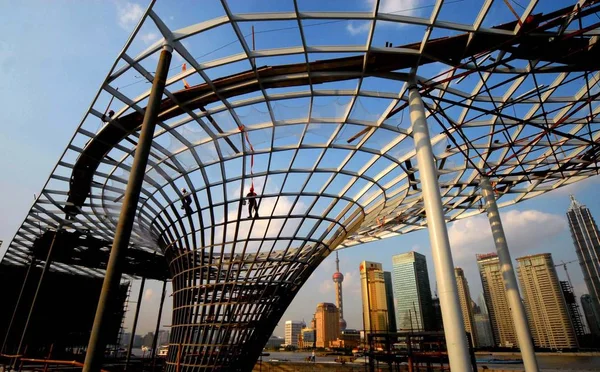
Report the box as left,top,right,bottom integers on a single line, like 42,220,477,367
332,272,344,282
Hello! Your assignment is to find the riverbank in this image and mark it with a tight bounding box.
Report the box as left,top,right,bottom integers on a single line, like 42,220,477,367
254,351,600,371
475,351,600,357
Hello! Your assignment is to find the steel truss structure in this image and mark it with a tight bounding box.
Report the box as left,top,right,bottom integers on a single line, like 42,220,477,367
2,0,600,371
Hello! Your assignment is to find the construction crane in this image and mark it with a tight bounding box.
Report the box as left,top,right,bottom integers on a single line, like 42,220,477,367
555,259,587,337
555,259,578,287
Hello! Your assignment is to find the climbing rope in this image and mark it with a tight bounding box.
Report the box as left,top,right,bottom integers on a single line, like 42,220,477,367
238,124,255,189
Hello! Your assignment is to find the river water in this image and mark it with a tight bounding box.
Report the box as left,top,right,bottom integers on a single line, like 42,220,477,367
261,351,600,371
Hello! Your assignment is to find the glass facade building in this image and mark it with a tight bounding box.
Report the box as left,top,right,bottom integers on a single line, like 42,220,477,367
391,252,434,331
567,196,600,335
360,261,390,335
383,271,397,332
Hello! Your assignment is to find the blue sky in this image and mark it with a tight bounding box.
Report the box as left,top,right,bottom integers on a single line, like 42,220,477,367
1,0,599,338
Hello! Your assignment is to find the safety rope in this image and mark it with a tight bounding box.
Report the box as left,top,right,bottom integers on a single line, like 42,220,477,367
238,124,255,189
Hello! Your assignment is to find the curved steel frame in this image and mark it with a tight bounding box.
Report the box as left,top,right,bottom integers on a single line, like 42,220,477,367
2,0,600,371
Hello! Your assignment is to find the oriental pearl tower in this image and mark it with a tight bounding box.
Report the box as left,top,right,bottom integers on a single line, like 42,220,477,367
332,251,347,330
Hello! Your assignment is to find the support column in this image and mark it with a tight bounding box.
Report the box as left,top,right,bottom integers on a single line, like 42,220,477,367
480,178,539,371
125,277,146,370
408,86,472,371
1,256,36,354
13,227,62,367
83,44,173,372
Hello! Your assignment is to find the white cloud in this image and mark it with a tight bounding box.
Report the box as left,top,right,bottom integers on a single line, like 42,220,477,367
373,0,422,14
347,0,424,35
140,32,159,44
448,209,566,264
116,2,144,31
346,21,371,36
319,280,333,294
343,271,362,295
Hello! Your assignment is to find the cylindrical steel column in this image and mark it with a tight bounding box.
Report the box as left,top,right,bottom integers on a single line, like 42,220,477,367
408,86,472,371
480,177,539,371
125,277,146,370
83,44,173,372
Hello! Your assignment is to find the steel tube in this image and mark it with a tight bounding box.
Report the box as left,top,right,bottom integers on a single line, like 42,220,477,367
2,256,36,354
125,277,146,370
83,45,173,372
408,86,472,371
14,227,62,367
480,177,539,371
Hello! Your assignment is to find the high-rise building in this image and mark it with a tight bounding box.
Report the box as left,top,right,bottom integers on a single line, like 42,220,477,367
455,267,478,347
332,251,347,331
567,195,600,334
517,253,578,349
315,303,340,348
299,328,315,349
360,261,390,335
474,314,494,348
431,297,443,331
581,294,600,337
560,281,586,339
477,253,518,348
284,320,305,347
383,271,397,332
392,252,434,331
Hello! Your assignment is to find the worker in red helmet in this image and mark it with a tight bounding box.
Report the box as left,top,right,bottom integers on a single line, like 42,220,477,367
245,186,259,219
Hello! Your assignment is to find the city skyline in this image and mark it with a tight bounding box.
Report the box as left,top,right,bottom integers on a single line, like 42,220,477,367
1,2,600,371
1,1,599,351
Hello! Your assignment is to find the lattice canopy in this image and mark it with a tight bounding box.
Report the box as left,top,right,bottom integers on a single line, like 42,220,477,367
2,0,600,371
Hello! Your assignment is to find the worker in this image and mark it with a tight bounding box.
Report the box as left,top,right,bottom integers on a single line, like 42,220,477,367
180,188,193,215
102,109,115,123
245,186,259,219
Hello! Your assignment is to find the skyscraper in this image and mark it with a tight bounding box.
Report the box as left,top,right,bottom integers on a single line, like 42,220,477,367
517,253,578,349
332,251,347,331
560,281,586,339
392,251,434,331
455,267,478,347
477,253,518,347
383,271,397,332
567,195,600,334
473,295,494,348
315,303,340,348
284,320,305,347
581,294,600,337
360,261,389,335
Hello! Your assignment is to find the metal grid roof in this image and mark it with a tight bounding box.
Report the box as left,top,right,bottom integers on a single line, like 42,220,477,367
2,0,600,278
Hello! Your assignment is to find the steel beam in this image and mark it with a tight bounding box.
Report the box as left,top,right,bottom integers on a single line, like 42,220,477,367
408,86,472,371
82,44,173,372
480,177,539,372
